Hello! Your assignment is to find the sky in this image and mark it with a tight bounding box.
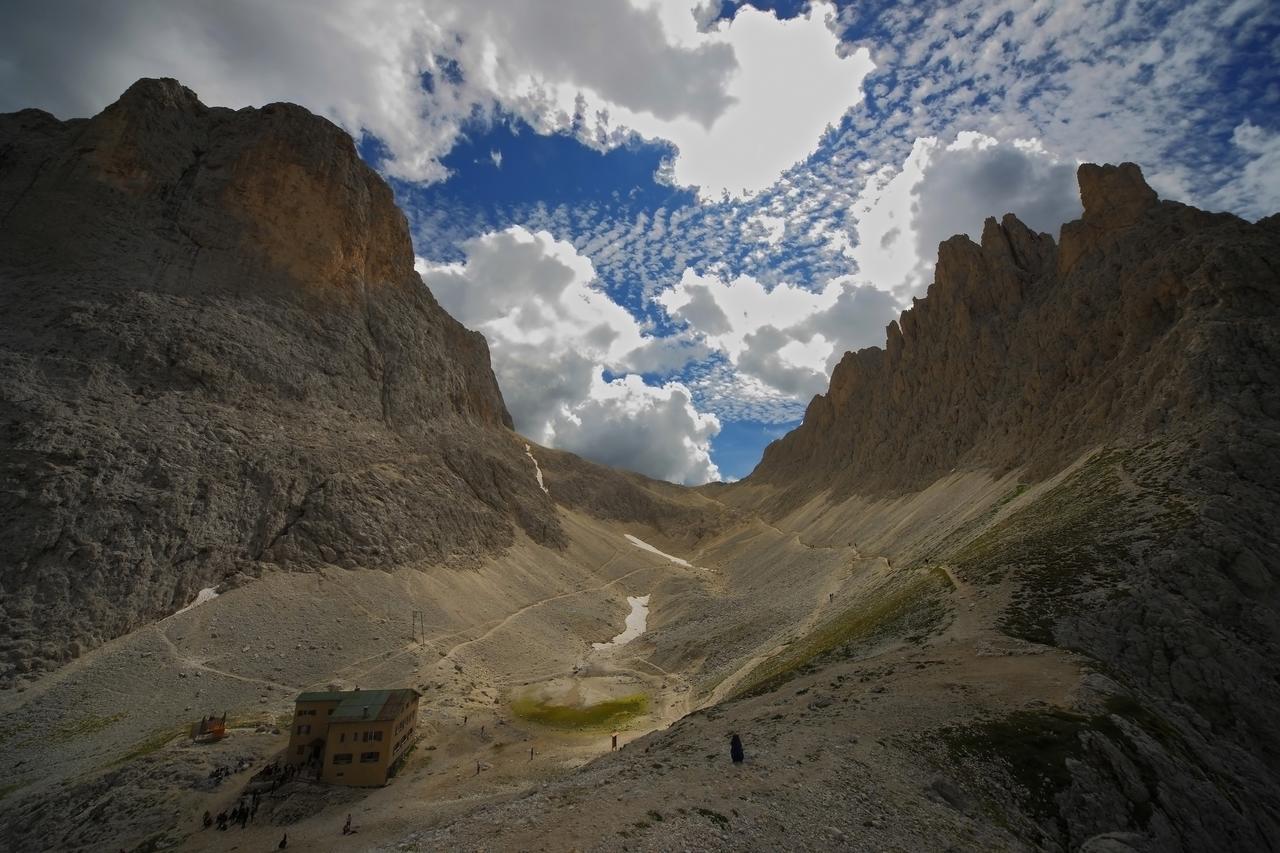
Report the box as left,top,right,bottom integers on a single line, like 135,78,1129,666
3,0,1278,483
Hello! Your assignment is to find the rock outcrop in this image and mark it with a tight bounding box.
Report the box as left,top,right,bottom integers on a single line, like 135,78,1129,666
746,164,1280,851
0,79,563,683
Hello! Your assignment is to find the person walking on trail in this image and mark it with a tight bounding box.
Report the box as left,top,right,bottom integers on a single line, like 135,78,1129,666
730,733,745,764
611,731,619,751
202,810,212,830
529,746,535,761
343,813,353,835
278,832,288,849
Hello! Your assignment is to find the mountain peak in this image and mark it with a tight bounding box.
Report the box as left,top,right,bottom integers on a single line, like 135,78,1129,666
1077,161,1160,229
113,76,205,113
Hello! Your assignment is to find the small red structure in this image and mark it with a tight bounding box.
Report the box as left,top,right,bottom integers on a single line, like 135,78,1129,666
191,712,228,742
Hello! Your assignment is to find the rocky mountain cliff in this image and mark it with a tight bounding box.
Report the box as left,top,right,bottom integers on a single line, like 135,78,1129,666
0,79,576,686
742,164,1280,850
753,162,1279,497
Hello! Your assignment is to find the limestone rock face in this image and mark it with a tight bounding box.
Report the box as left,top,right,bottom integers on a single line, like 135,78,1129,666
754,163,1280,499
0,79,556,682
747,163,1280,851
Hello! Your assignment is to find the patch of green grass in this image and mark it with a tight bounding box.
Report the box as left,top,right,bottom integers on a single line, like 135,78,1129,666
113,726,184,766
948,444,1196,645
511,694,648,730
938,702,1177,841
226,714,277,730
737,566,951,698
919,483,1033,564
50,712,127,743
941,709,1092,828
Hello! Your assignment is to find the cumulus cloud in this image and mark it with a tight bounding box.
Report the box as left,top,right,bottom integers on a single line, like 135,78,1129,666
417,227,720,484
850,133,1082,298
549,373,720,485
0,0,871,197
658,269,899,398
629,1,875,198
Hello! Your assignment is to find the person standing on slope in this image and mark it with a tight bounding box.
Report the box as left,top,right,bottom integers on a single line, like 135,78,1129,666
730,733,745,764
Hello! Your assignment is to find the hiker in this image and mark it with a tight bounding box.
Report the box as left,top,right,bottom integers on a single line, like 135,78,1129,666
343,814,353,835
529,746,535,761
611,731,619,751
463,714,468,726
202,810,212,829
216,811,228,831
730,733,745,764
278,832,288,849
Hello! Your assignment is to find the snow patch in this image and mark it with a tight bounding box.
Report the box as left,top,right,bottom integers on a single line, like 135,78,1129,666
592,595,651,650
625,534,691,568
171,587,219,618
525,443,549,495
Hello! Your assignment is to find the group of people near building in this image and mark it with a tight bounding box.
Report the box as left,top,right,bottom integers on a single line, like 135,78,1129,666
202,790,261,831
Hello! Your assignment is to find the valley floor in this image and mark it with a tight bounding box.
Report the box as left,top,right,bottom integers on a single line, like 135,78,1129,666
1,470,1095,852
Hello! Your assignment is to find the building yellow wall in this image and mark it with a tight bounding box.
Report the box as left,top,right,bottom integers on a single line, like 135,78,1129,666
285,699,340,764
320,695,419,786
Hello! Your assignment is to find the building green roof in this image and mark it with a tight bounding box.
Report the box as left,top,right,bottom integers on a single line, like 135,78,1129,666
294,688,420,722
295,691,348,703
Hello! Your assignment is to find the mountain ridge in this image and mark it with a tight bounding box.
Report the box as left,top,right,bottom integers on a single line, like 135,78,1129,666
749,162,1280,498
0,78,719,686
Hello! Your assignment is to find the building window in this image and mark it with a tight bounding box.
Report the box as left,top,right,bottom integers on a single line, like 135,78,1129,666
328,709,334,715
374,731,383,742
339,732,345,743
296,746,304,756
360,751,380,763
296,724,310,735
332,753,352,765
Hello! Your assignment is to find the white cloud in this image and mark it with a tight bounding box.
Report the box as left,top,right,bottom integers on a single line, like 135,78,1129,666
0,0,871,197
417,227,719,484
658,268,899,398
620,1,876,198
550,373,720,485
850,133,1082,298
831,0,1269,220
751,214,786,245
1210,120,1280,219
